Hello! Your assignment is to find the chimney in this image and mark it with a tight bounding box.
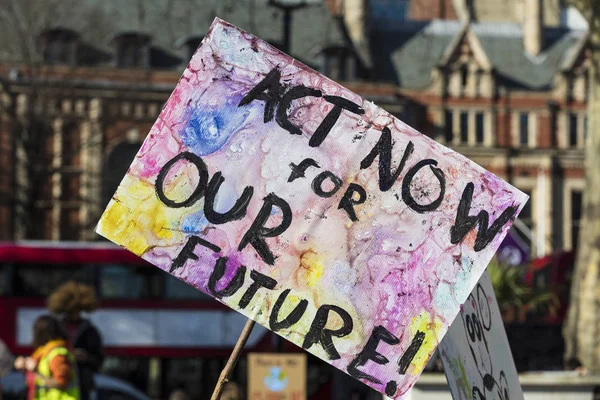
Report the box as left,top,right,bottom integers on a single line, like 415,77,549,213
524,0,543,56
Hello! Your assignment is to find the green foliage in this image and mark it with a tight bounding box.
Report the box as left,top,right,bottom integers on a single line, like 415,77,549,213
487,260,559,317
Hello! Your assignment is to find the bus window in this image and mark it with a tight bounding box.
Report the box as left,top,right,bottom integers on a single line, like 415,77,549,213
163,272,211,300
100,265,162,299
13,264,96,297
101,357,149,394
0,263,13,296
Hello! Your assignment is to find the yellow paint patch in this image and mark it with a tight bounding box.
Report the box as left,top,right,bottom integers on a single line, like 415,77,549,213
299,251,324,287
407,311,443,375
101,200,149,256
288,294,300,304
99,176,180,256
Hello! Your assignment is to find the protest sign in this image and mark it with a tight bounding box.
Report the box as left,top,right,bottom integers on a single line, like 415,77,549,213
248,353,306,400
96,18,528,398
439,270,523,400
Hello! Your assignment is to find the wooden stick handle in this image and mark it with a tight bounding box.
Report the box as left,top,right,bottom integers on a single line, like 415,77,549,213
210,318,256,400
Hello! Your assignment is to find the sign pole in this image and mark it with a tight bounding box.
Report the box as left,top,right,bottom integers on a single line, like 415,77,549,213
210,318,256,400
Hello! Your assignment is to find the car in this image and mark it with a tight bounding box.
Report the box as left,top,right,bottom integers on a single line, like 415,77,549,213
0,372,150,400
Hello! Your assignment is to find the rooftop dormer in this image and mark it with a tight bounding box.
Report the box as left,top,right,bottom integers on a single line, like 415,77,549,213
112,32,151,69
39,27,79,66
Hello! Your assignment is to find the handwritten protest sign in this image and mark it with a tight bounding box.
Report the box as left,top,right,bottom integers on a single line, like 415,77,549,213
96,18,528,398
439,270,524,400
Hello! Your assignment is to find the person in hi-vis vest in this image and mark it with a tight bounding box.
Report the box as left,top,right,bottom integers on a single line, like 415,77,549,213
14,315,80,400
47,282,103,400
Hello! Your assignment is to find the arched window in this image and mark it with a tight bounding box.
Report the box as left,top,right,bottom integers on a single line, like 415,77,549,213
39,28,79,66
102,141,141,209
112,32,151,68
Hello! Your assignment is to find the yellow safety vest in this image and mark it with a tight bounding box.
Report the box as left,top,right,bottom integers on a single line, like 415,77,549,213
35,347,80,400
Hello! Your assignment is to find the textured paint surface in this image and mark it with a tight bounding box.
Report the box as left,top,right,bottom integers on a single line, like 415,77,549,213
96,18,528,398
439,271,524,400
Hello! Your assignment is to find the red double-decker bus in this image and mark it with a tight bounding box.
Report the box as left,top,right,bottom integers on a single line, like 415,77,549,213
0,242,350,400
0,241,275,398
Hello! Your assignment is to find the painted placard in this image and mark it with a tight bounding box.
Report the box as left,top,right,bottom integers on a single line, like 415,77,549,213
248,353,306,400
439,270,524,400
96,18,528,398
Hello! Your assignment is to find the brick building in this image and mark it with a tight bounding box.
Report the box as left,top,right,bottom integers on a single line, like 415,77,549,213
381,0,588,258
0,0,590,260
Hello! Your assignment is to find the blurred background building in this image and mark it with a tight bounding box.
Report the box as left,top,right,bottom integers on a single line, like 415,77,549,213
0,0,591,399
0,0,590,258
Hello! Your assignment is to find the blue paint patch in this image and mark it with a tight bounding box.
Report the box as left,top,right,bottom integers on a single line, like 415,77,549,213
211,185,239,213
182,211,209,234
432,282,455,321
453,256,475,301
180,93,249,156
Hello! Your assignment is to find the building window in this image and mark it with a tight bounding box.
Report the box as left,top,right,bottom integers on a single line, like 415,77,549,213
393,110,415,129
113,32,151,68
519,113,529,146
584,72,590,99
370,0,409,23
569,113,578,147
584,115,588,142
103,142,141,209
445,110,453,142
460,111,469,143
517,190,533,249
475,112,484,144
39,28,79,66
520,190,533,228
572,191,582,250
186,36,203,60
177,35,204,61
474,70,483,97
460,65,469,90
321,47,357,81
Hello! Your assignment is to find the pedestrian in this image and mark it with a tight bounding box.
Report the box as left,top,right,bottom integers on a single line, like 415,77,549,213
0,338,15,400
14,315,79,400
168,386,190,400
220,382,242,400
47,282,103,400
